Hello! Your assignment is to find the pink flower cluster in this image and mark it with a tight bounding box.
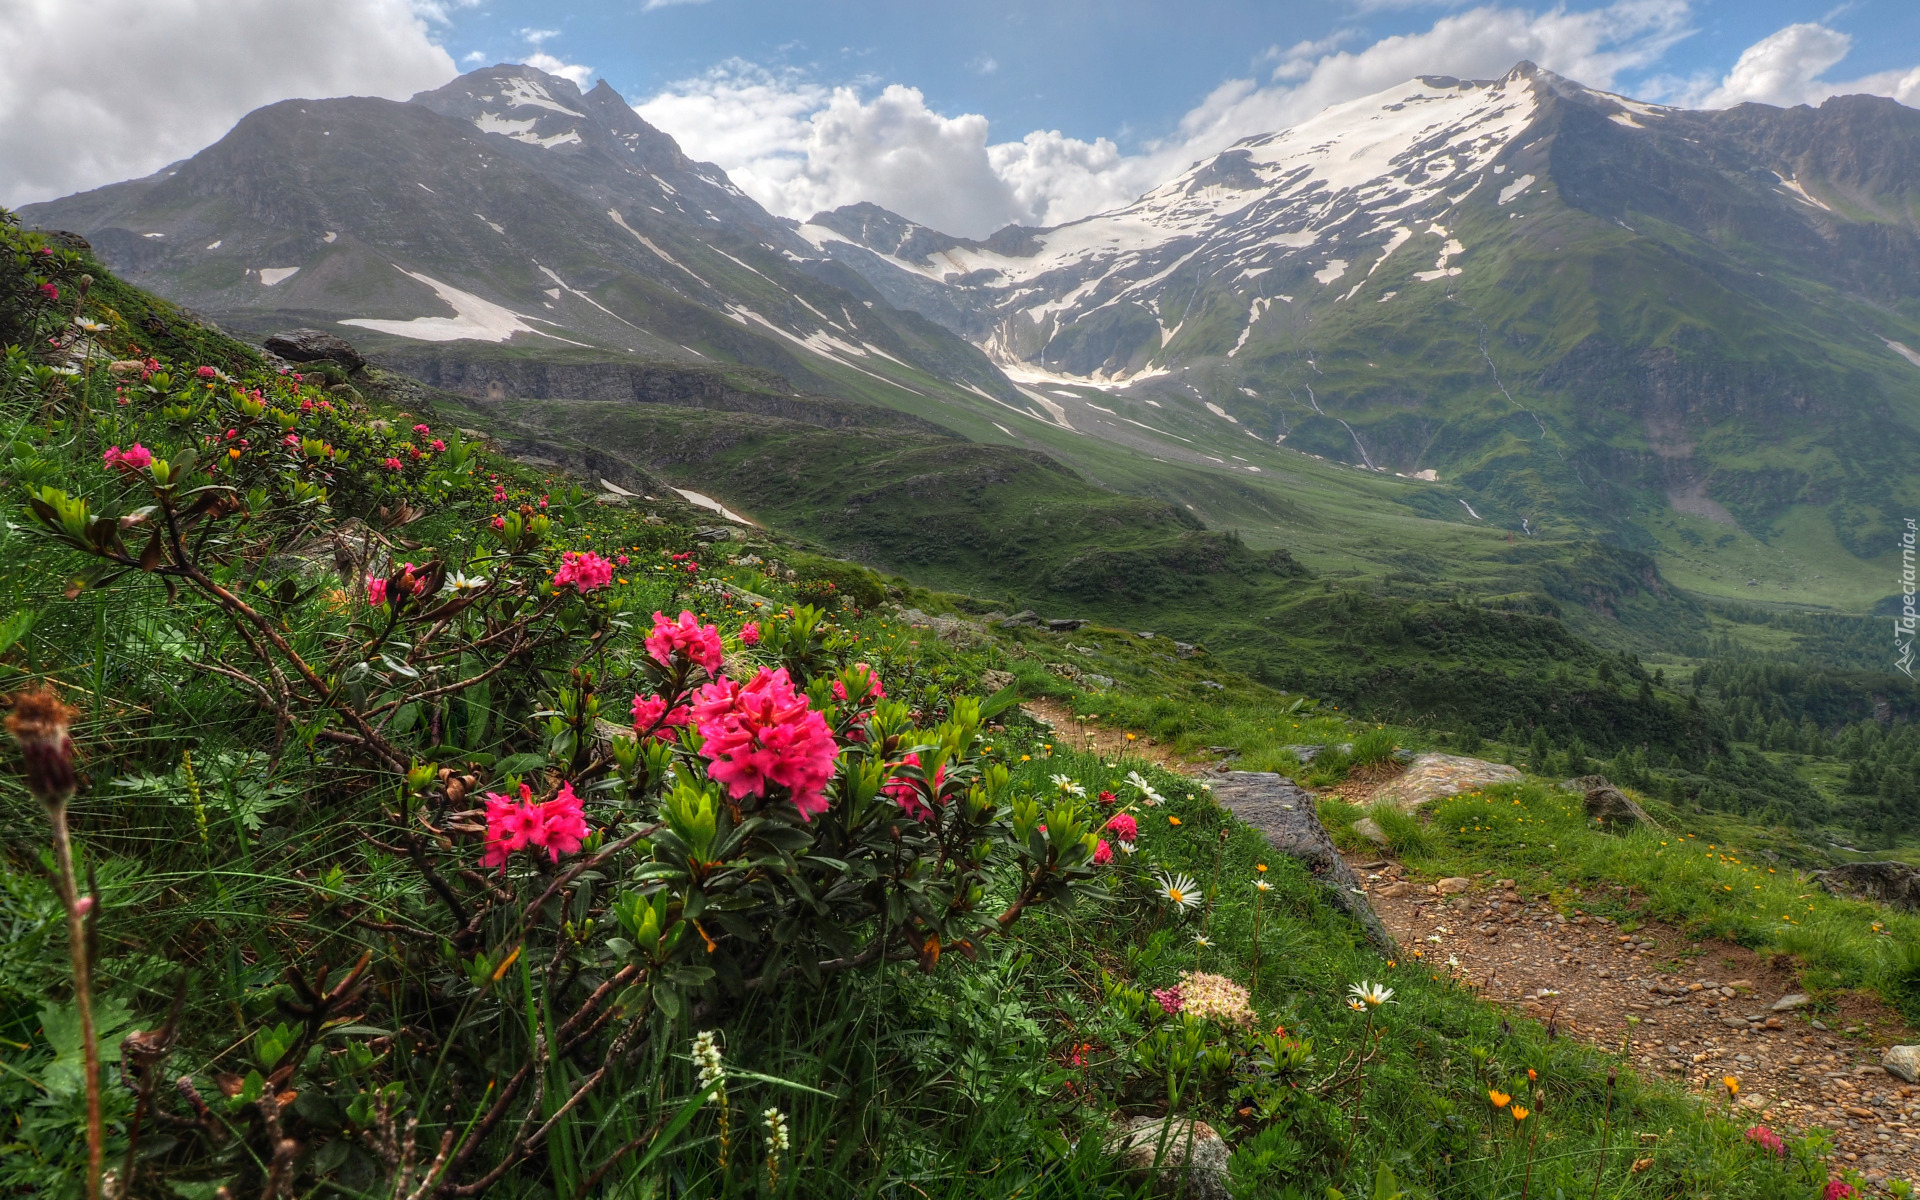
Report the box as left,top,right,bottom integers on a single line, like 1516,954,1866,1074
1092,839,1113,865
630,692,692,741
482,781,590,869
1104,812,1138,841
882,752,945,821
739,621,760,646
384,457,404,472
1744,1125,1785,1157
194,365,216,379
552,550,614,593
102,443,153,473
366,563,429,607
830,664,884,703
1152,986,1184,1015
647,610,724,674
36,282,57,301
692,667,838,819
1824,1181,1855,1200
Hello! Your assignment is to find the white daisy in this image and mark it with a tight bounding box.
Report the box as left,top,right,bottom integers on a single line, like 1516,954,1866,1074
1155,872,1202,912
1347,981,1394,1007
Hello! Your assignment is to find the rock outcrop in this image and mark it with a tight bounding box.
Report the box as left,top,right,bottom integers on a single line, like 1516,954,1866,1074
1210,771,1394,952
1812,861,1920,911
1369,754,1523,810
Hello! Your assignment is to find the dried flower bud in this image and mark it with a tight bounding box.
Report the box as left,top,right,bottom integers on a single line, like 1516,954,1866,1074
5,687,79,803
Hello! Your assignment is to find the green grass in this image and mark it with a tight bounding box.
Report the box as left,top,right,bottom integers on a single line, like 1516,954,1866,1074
0,213,1877,1199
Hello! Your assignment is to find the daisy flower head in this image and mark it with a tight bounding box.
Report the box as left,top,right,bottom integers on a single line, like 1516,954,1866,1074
1193,934,1213,948
1155,871,1202,911
1126,769,1165,805
1050,773,1087,798
1347,980,1393,1007
1347,997,1367,1012
1253,877,1273,892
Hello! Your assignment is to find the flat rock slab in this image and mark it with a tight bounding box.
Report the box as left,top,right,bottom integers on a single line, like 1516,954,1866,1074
1209,772,1394,952
1369,753,1523,811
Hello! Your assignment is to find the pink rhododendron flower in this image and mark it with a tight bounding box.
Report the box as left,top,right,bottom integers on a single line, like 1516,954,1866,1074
195,366,216,379
1098,790,1118,805
630,692,692,741
1744,1126,1785,1157
832,664,884,703
1105,812,1138,841
102,443,153,473
481,782,590,868
384,457,403,472
492,515,506,530
882,752,945,821
692,667,839,820
616,554,630,567
1824,1182,1855,1200
1093,838,1114,865
493,487,508,502
530,781,590,861
412,423,430,435
430,439,446,452
738,621,759,646
365,575,388,606
646,610,724,673
299,398,314,412
37,282,57,300
552,550,614,593
482,784,541,868
1153,986,1184,1015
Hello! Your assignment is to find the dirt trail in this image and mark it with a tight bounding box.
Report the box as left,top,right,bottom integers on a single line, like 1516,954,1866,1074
1353,856,1920,1186
1035,703,1920,1184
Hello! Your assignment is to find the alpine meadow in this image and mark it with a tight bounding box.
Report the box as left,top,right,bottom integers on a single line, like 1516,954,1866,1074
9,10,1920,1200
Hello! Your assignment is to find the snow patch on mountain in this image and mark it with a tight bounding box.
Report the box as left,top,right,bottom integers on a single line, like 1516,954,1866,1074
341,269,573,344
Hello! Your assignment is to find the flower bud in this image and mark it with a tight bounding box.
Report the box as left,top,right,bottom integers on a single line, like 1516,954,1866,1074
5,687,79,803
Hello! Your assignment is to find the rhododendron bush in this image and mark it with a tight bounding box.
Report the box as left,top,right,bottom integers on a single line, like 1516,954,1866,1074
3,211,1105,1191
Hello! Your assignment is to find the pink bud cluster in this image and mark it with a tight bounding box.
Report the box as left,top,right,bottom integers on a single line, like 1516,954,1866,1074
630,692,692,741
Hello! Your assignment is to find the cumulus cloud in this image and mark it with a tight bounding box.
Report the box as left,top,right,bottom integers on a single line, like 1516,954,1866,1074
636,1,1696,236
0,0,456,206
1696,23,1920,109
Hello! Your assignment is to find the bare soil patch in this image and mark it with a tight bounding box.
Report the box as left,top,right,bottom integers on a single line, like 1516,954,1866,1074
1352,854,1920,1186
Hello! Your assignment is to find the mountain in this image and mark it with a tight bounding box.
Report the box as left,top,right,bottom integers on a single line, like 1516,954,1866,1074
18,64,1024,423
802,64,1920,612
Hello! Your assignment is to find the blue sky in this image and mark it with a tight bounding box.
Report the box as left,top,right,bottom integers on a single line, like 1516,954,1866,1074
444,0,1920,152
4,0,1918,230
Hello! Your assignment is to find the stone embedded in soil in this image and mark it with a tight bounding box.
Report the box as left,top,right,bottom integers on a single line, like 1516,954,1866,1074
1369,753,1524,810
1353,817,1390,847
1210,772,1394,952
1883,1046,1920,1083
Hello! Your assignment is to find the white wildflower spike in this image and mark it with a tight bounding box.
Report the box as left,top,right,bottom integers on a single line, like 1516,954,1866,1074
1347,980,1394,1007
692,1029,725,1093
763,1107,789,1151
1155,872,1202,911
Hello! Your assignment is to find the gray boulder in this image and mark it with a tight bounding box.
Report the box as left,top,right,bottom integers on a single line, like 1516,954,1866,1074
1210,771,1394,952
1885,1045,1920,1083
1579,778,1655,829
263,329,366,371
1102,1117,1230,1200
1812,861,1920,911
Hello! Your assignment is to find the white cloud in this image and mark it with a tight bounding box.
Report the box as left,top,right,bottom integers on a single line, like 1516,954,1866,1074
637,1,1696,236
520,28,561,46
524,52,595,89
0,0,455,207
642,0,713,9
1695,23,1920,109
